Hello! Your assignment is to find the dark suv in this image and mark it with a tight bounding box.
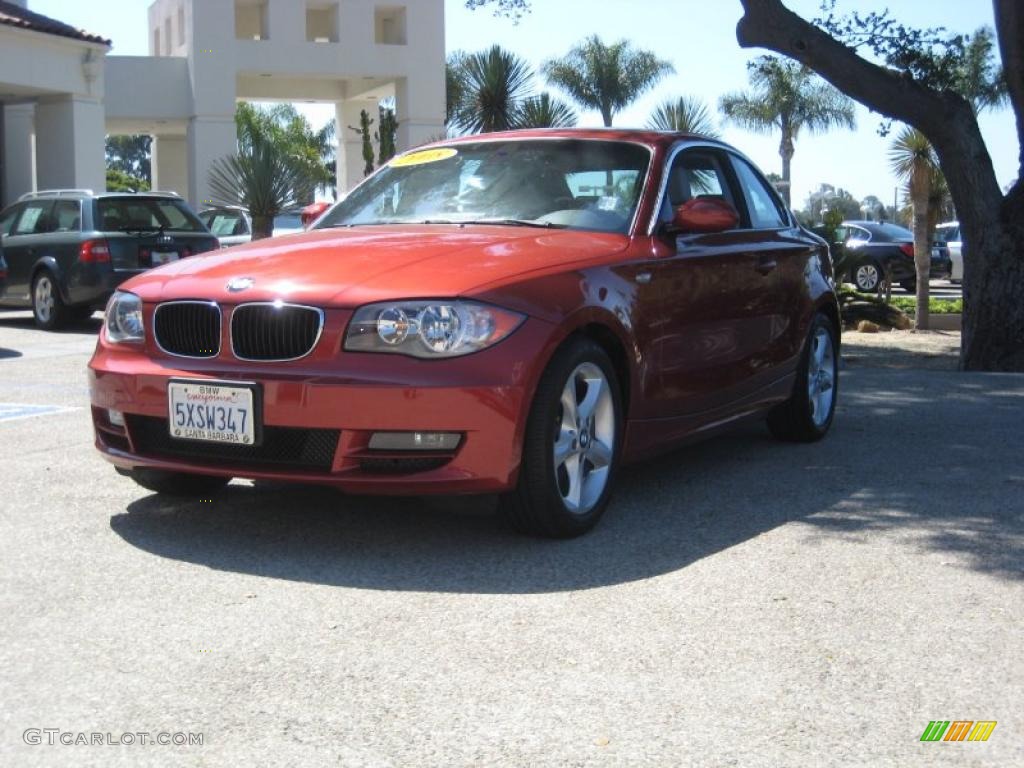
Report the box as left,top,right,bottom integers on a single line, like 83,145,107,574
0,190,219,329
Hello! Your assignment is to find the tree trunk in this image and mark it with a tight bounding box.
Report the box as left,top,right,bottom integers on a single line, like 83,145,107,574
600,103,613,127
251,215,273,241
735,0,1024,371
910,184,931,330
960,183,1024,369
778,128,794,208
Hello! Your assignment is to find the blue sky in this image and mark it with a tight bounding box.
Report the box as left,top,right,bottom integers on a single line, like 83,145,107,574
31,0,1018,209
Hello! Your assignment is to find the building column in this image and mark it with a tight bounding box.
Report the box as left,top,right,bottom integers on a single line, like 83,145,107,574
186,115,236,209
395,75,445,155
3,104,36,206
35,97,105,195
152,135,189,197
266,0,305,43
336,100,373,195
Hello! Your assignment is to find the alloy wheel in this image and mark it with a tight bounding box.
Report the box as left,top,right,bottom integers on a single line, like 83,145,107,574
552,362,615,515
807,326,836,427
34,276,54,323
855,264,879,292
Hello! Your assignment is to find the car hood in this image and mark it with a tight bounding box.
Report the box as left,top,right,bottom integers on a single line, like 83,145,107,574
121,225,630,307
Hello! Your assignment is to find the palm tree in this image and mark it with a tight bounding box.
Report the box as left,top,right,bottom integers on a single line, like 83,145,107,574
889,127,939,329
235,102,334,202
448,45,534,134
719,56,855,207
208,137,311,240
542,36,674,127
647,96,719,137
515,93,578,128
446,52,468,129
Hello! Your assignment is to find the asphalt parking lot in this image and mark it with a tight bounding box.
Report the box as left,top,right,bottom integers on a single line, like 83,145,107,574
1,308,1021,767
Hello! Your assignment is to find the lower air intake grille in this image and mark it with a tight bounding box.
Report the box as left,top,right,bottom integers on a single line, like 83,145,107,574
153,301,221,358
358,457,451,474
230,303,323,361
127,415,338,471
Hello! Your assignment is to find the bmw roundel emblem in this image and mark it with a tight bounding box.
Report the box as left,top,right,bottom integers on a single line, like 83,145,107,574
227,277,254,293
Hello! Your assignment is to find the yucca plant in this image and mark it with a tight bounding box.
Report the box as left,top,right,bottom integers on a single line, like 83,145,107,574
208,138,311,240
889,126,941,329
515,93,578,128
449,45,534,134
647,96,720,137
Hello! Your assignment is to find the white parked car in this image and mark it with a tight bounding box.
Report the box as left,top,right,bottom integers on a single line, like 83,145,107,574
198,206,304,247
935,221,963,283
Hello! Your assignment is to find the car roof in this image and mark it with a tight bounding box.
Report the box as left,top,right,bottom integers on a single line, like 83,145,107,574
430,127,725,151
843,220,913,240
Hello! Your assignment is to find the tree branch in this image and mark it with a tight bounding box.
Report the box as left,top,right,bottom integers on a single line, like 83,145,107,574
994,0,1024,175
737,0,939,128
735,0,1004,223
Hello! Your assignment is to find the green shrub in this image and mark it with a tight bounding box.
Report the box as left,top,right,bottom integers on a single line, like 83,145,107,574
869,295,963,314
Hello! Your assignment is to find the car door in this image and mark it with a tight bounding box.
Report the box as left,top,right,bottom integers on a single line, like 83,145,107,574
725,153,813,379
2,200,55,305
629,147,773,418
0,203,23,304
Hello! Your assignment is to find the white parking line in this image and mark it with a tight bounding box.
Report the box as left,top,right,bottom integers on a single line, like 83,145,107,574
0,403,82,424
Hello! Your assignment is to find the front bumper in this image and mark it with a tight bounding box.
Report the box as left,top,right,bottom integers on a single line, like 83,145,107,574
88,313,556,494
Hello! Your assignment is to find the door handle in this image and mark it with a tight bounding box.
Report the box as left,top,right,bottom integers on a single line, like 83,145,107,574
755,258,777,275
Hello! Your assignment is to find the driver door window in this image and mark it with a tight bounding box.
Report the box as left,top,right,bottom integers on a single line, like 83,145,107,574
660,150,737,224
730,157,788,230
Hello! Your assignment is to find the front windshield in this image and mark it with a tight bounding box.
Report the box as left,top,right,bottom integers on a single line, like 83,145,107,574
316,139,651,234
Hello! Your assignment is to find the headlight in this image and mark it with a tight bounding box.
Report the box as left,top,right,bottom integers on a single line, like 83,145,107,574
345,300,524,358
104,291,144,343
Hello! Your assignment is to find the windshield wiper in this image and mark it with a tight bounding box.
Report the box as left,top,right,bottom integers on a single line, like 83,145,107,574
420,218,566,229
322,218,568,229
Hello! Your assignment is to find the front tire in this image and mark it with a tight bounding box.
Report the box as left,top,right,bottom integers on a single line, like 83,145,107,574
121,467,231,496
32,272,69,330
500,337,622,538
767,314,839,442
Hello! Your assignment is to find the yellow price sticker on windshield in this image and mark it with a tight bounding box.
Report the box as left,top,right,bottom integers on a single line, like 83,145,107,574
390,148,458,167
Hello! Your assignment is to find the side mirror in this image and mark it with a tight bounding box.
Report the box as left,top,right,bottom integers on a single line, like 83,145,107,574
667,197,740,234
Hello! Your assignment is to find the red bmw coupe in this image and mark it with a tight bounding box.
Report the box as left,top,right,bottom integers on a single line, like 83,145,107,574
89,129,840,538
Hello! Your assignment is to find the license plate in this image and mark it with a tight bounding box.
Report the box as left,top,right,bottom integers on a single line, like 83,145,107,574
931,248,940,258
168,380,258,445
152,251,179,266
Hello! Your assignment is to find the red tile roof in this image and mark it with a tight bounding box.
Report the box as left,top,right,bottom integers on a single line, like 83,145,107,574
0,0,110,46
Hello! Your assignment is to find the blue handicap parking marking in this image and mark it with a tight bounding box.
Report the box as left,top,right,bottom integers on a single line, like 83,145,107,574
0,403,79,423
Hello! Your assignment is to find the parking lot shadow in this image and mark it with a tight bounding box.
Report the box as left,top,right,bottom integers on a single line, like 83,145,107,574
110,369,1024,593
0,311,101,335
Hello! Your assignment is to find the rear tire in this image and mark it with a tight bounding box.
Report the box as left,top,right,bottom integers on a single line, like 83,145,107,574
853,262,882,293
122,468,231,497
767,314,839,443
32,272,69,330
500,337,622,538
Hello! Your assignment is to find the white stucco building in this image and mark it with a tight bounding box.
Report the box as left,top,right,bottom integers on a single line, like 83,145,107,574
0,0,445,208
